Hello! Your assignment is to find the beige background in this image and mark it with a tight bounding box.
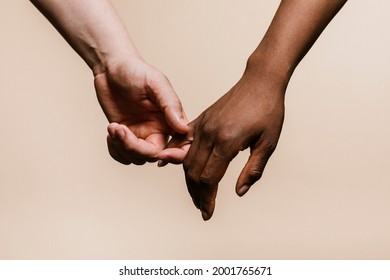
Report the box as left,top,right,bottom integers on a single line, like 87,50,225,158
1,0,389,259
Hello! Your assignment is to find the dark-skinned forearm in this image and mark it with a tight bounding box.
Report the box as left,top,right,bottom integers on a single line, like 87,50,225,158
247,0,347,87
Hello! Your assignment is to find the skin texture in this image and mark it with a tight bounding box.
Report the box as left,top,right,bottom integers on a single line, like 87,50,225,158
32,0,347,220
95,58,188,165
31,0,188,164
160,0,348,220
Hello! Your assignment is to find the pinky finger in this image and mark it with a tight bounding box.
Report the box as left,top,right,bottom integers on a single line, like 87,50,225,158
157,132,192,166
158,144,190,166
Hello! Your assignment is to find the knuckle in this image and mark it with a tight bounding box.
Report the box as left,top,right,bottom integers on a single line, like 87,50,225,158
201,121,216,138
217,132,231,144
185,171,198,186
247,168,263,182
199,166,220,189
260,141,277,161
216,127,239,146
254,137,277,156
263,140,277,154
214,136,238,157
198,175,215,189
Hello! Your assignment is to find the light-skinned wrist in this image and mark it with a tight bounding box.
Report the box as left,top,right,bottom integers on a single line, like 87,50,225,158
91,42,142,77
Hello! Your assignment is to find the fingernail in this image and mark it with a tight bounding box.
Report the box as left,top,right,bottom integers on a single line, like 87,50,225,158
157,160,167,167
201,210,210,221
117,128,125,139
108,127,116,138
238,184,250,197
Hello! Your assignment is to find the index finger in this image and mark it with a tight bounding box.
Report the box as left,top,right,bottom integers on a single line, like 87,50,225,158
157,131,193,165
197,146,237,220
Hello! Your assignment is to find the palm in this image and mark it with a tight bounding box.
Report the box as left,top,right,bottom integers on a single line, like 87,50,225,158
93,60,187,164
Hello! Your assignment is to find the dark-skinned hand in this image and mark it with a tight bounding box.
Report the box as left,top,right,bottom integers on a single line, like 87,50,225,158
159,65,286,220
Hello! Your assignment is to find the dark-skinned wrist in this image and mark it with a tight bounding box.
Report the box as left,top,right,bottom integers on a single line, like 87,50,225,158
244,52,293,94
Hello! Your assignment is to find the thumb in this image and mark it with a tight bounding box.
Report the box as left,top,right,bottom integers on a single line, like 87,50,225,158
236,139,276,197
151,75,189,134
165,104,189,134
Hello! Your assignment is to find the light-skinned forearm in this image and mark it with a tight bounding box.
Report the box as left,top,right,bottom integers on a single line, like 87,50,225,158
247,0,347,88
31,0,189,165
30,0,140,76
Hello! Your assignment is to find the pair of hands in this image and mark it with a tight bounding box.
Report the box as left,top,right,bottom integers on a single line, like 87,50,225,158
32,0,346,220
95,57,286,220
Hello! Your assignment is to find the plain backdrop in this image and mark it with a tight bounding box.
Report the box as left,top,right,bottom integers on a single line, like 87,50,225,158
1,0,389,259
